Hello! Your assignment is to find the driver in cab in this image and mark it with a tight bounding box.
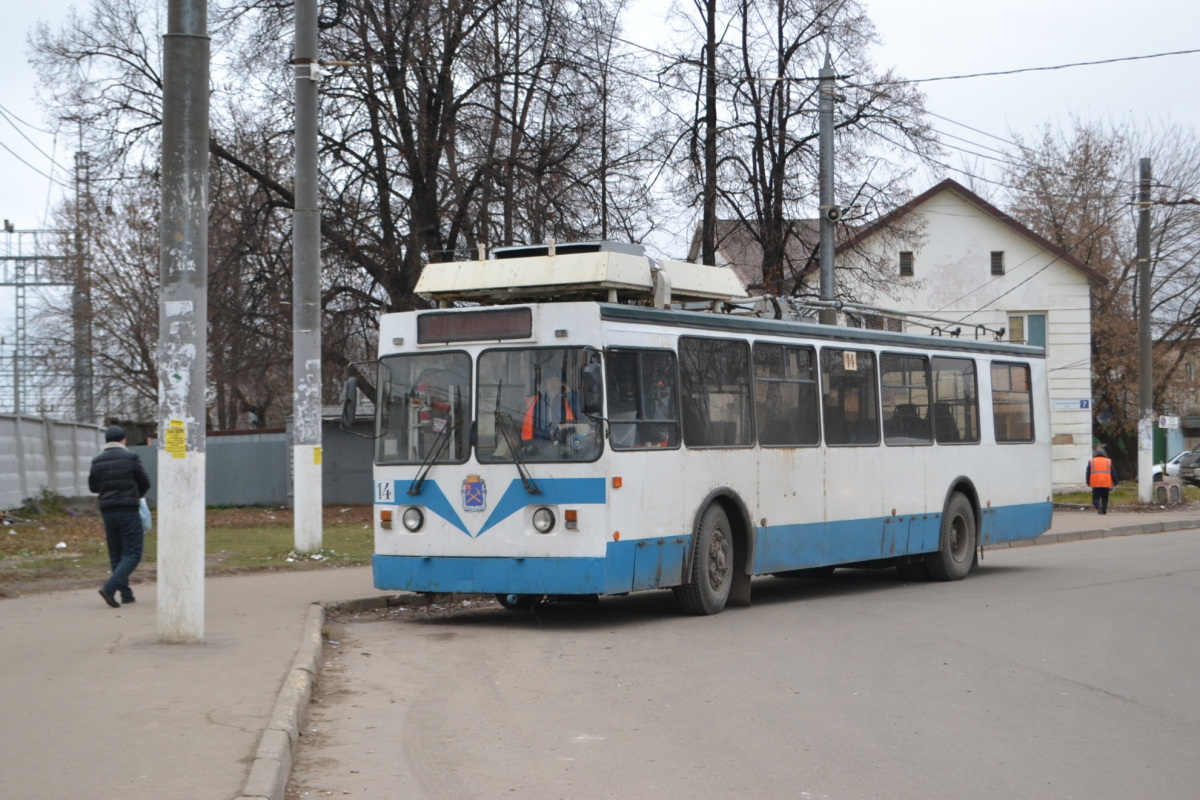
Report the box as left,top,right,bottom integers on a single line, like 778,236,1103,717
522,367,579,442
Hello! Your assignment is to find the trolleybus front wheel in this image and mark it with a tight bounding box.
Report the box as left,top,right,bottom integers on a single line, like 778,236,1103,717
495,594,540,610
926,493,976,581
674,504,733,615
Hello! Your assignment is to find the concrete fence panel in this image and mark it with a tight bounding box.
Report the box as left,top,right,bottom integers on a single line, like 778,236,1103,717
0,415,104,509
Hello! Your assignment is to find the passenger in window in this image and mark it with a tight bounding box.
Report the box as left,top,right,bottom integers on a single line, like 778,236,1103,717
522,367,579,441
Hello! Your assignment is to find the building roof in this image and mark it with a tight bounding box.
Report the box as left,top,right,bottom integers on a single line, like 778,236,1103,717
834,178,1109,286
689,179,1109,289
687,218,827,290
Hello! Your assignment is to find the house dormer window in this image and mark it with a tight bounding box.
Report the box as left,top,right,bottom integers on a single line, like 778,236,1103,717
899,251,914,276
991,251,1005,275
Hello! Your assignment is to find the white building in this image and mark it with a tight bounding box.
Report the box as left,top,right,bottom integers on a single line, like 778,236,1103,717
698,179,1107,488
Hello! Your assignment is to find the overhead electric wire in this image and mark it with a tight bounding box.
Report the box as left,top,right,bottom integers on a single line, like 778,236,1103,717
0,107,68,173
0,102,54,135
885,47,1200,86
0,137,71,188
843,77,1141,198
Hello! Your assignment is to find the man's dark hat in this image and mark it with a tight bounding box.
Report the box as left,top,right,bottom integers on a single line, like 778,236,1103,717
105,425,126,443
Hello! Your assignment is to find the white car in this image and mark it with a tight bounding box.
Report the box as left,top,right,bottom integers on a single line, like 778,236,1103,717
1152,450,1191,483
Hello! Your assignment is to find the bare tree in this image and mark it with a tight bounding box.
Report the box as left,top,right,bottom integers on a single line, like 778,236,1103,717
1004,118,1200,476
663,0,937,295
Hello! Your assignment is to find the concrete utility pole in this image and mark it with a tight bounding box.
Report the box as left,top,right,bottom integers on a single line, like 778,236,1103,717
157,0,209,644
1136,158,1154,504
817,52,837,326
292,0,323,553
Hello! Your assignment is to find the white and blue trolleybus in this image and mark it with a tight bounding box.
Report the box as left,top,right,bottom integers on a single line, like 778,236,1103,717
344,241,1052,614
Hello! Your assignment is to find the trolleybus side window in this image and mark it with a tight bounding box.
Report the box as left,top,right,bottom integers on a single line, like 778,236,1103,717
820,348,880,446
991,362,1034,442
605,349,680,450
881,353,932,445
931,357,980,444
375,352,472,465
679,336,753,448
753,342,819,446
476,347,604,463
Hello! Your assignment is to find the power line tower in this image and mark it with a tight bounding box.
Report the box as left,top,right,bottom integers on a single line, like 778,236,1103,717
0,224,74,416
72,151,95,422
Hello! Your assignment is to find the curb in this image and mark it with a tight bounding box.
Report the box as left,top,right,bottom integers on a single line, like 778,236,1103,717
985,517,1200,549
235,602,325,800
234,516,1200,800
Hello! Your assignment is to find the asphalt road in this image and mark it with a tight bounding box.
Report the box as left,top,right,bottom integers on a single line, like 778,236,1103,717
287,532,1200,800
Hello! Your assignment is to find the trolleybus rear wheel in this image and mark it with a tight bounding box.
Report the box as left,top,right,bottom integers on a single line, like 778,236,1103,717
926,493,976,581
674,504,733,615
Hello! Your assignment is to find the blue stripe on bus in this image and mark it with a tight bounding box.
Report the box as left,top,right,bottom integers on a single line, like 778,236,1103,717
478,477,607,536
373,501,1052,595
374,535,685,595
374,554,610,594
978,501,1053,545
752,501,1053,573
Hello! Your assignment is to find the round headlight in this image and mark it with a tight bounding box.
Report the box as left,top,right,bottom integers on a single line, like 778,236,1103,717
532,507,555,533
402,507,424,532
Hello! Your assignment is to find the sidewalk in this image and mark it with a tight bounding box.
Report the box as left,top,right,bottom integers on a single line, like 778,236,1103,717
0,566,374,800
2,507,1198,800
999,503,1200,547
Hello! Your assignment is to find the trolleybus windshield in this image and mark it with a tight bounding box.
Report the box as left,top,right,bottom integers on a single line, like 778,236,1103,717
376,352,472,465
476,347,603,464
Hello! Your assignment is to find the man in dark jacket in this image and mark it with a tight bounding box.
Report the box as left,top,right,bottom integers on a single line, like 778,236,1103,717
89,425,152,607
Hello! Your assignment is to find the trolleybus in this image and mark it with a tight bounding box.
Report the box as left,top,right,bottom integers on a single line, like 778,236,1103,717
344,242,1052,615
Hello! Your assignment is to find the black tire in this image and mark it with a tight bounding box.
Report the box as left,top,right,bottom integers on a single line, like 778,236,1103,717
495,593,539,610
674,504,734,615
926,493,976,582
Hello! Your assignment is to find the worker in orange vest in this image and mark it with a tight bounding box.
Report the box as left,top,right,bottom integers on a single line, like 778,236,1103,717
522,367,577,442
1085,446,1117,515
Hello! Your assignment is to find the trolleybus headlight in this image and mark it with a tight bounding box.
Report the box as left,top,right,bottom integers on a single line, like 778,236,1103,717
402,507,425,532
532,507,556,533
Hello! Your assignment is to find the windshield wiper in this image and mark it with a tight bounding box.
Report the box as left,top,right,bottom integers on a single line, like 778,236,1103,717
496,409,541,495
408,420,454,496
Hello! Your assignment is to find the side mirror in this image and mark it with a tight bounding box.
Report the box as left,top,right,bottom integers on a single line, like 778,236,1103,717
582,363,603,416
340,377,358,431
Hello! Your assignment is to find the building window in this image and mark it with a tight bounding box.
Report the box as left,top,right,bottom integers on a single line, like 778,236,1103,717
899,251,914,276
1008,313,1046,349
862,315,903,332
991,251,1005,275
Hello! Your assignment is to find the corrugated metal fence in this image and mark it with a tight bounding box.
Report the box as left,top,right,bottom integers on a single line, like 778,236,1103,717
4,418,374,509
0,415,104,509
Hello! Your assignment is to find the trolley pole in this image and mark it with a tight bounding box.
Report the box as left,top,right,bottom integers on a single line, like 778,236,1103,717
292,0,323,553
1137,158,1153,504
157,0,209,643
817,52,837,326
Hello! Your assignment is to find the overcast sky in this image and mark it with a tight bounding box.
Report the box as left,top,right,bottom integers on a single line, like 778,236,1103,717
1,0,1197,233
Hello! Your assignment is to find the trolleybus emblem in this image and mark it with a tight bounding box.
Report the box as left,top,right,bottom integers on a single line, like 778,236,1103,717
462,475,487,512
